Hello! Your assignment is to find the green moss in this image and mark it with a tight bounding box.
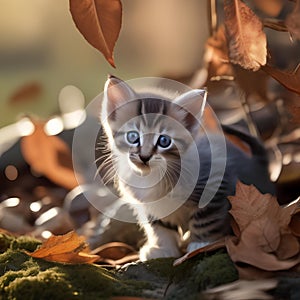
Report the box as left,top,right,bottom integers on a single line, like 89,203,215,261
165,251,238,299
0,234,14,253
11,235,41,252
0,233,40,254
0,249,150,299
142,257,175,278
0,233,239,300
193,252,238,290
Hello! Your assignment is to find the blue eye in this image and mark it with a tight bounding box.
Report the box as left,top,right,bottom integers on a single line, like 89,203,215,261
126,131,140,144
157,135,171,148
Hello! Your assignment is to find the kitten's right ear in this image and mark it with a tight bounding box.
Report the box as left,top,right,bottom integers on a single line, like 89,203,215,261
104,75,136,115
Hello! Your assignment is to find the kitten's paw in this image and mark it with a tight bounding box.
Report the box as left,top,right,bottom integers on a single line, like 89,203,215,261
139,244,181,261
187,241,210,252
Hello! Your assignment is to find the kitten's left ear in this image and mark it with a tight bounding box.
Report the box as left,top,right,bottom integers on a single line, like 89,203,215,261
174,89,207,119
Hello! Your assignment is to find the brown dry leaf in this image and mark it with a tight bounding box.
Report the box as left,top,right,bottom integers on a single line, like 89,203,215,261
223,0,267,71
26,231,99,264
226,236,300,271
173,238,226,266
236,264,275,280
285,0,300,41
288,198,300,236
227,182,300,272
91,242,139,266
69,0,122,67
228,182,276,232
276,234,300,260
9,82,42,104
20,119,80,190
262,63,300,95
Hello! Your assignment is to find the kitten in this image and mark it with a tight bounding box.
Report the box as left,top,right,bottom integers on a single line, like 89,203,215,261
98,75,274,261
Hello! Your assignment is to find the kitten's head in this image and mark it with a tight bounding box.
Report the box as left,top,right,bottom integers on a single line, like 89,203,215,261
100,75,206,185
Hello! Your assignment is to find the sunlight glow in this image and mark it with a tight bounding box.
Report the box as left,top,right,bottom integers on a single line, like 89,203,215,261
41,230,52,239
30,201,42,212
1,197,20,207
44,116,64,136
17,117,35,136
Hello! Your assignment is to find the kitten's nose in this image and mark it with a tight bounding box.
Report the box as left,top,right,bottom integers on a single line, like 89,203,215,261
139,154,151,164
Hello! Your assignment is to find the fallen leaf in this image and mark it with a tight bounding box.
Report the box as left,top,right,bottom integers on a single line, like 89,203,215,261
289,199,300,236
69,0,122,67
223,0,267,71
226,236,300,271
228,182,275,232
91,242,139,265
173,238,226,266
262,63,300,95
20,119,80,190
285,0,300,41
227,182,300,273
235,265,275,280
276,234,300,260
9,82,42,104
26,231,99,264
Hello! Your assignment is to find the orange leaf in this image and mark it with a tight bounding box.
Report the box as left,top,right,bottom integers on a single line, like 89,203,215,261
20,119,80,190
26,231,99,264
69,0,122,67
224,0,267,71
262,63,300,95
9,82,42,104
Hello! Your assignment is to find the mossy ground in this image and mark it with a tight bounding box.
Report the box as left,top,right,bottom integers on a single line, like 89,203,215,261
0,233,239,299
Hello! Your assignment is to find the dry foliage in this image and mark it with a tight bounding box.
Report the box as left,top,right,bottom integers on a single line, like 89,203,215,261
26,231,99,264
175,182,300,279
69,0,122,67
223,0,267,71
20,119,80,190
91,242,139,266
227,182,300,272
262,63,300,96
9,82,42,104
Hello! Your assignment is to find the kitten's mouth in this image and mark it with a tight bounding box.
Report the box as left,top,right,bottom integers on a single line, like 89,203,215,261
132,161,151,176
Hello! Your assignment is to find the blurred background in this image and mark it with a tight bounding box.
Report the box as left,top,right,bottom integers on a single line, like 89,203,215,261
0,0,208,127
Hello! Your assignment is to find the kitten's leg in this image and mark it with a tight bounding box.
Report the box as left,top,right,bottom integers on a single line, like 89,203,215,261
139,222,181,261
187,200,231,252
